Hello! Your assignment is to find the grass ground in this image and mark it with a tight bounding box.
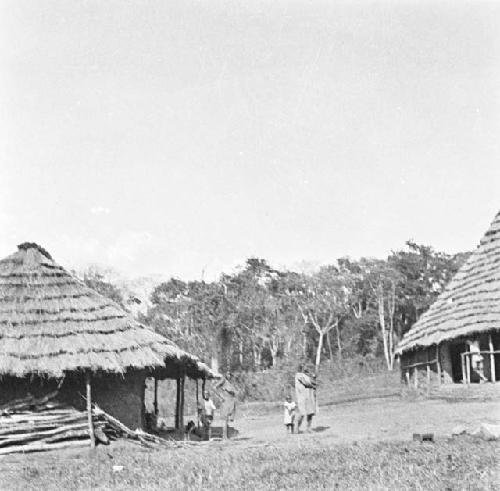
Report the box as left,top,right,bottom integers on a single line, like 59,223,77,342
1,436,498,490
1,390,499,490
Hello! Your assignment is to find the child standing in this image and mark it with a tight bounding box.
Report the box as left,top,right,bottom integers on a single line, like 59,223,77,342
283,395,296,434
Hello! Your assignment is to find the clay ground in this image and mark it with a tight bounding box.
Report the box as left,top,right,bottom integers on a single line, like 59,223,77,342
230,395,500,448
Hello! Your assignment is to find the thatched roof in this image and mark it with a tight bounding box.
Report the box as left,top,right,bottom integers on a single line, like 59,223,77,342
0,243,217,379
396,211,500,354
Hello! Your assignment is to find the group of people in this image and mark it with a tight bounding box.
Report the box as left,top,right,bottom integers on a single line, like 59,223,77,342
196,375,237,441
283,364,317,434
193,364,317,441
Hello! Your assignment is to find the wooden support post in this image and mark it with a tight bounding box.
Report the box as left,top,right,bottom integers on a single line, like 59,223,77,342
85,372,95,449
436,344,441,385
196,379,200,429
202,377,206,399
413,366,418,389
405,369,410,385
426,364,431,392
175,370,185,431
175,376,181,430
223,417,228,440
489,334,496,383
466,352,471,385
153,378,159,416
461,353,466,384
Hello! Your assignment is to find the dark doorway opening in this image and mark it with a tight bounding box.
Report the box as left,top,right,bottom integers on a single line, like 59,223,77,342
449,343,467,382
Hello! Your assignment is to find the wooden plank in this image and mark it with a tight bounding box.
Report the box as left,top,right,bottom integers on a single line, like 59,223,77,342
413,367,418,389
402,359,438,370
86,372,95,448
461,353,466,384
489,335,496,383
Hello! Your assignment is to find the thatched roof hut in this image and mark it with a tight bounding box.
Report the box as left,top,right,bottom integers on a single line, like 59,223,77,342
397,211,500,384
0,243,217,432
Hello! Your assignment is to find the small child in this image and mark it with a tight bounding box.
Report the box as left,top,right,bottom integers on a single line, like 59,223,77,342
283,395,296,434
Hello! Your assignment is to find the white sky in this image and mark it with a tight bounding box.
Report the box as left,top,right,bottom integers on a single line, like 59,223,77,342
0,0,499,280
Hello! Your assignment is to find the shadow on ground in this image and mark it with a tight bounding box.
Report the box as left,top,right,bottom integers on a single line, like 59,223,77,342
321,391,400,407
312,426,330,433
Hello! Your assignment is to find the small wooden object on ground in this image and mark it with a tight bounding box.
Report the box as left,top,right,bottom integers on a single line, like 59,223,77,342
413,433,434,442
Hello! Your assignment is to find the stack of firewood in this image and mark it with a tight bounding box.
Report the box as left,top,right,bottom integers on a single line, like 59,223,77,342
0,392,110,455
0,392,178,455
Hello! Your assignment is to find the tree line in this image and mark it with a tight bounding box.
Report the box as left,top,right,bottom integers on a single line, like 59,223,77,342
82,241,469,375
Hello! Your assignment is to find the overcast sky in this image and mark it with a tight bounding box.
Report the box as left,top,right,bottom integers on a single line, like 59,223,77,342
0,0,499,280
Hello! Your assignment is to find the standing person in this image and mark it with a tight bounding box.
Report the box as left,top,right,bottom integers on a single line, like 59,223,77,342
214,373,237,440
283,395,297,434
295,364,317,433
202,390,216,440
468,340,487,383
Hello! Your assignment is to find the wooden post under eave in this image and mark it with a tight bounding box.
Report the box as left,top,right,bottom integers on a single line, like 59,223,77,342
489,334,496,383
436,345,441,385
461,353,466,384
405,369,410,385
85,372,95,449
153,378,159,416
196,379,200,429
413,366,418,389
465,352,471,385
175,376,181,430
179,372,185,431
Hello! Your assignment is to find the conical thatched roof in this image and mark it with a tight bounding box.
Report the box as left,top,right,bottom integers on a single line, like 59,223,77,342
0,243,215,378
396,211,500,354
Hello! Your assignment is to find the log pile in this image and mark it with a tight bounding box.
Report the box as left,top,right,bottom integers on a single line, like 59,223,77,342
0,392,111,455
0,393,178,455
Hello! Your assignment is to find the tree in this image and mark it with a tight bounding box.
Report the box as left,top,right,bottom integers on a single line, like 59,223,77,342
290,266,351,375
82,266,125,307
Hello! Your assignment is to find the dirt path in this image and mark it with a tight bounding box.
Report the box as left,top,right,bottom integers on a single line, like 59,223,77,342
227,396,500,449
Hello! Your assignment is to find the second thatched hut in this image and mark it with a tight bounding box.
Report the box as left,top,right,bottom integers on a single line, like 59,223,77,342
397,211,500,386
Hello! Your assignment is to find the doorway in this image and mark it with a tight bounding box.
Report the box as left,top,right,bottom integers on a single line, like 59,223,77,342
449,343,467,382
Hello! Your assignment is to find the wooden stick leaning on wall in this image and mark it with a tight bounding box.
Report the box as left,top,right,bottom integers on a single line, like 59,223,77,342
85,371,95,448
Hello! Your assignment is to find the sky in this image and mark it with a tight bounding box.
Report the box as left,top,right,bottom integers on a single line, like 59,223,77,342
0,0,499,281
